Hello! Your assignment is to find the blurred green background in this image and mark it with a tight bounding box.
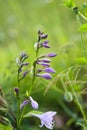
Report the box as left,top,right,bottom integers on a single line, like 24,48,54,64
0,0,87,130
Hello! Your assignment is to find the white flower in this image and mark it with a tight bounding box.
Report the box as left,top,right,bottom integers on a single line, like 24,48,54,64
29,96,39,109
31,111,57,129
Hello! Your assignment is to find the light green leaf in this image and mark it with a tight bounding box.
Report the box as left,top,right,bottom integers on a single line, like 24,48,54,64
76,57,87,64
23,110,43,118
79,24,87,32
0,124,12,130
65,0,75,8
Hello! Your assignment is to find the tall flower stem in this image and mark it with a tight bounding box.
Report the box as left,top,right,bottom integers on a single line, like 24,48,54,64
29,37,40,95
16,72,21,129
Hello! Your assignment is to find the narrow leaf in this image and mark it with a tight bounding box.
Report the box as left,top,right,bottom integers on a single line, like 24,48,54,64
23,110,43,118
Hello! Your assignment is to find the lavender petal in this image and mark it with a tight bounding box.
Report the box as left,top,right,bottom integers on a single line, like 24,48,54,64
46,53,57,57
44,67,56,73
20,100,29,109
36,73,52,80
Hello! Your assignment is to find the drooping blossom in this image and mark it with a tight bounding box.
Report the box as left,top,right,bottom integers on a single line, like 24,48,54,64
44,67,56,73
14,87,19,95
46,53,57,57
29,96,39,109
20,100,29,109
37,59,51,63
42,40,50,48
31,111,57,129
36,62,50,67
36,73,52,80
20,96,39,109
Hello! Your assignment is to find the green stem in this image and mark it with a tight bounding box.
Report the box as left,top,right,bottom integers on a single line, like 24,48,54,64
78,11,87,22
60,75,68,92
80,33,87,60
67,73,87,124
71,85,87,123
18,107,25,129
29,46,39,95
17,96,20,130
76,14,87,60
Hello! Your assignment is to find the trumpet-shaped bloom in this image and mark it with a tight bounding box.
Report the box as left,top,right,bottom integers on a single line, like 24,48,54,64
44,67,56,73
31,111,57,129
36,73,52,80
29,96,39,109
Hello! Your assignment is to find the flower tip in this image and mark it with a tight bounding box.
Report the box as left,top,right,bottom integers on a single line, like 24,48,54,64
46,53,57,57
36,73,52,80
29,96,39,109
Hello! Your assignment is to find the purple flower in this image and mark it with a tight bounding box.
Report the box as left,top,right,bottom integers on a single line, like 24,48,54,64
36,73,52,80
29,96,39,109
38,59,51,63
40,34,48,39
44,67,56,73
42,41,50,48
23,70,29,77
37,62,50,67
14,87,19,95
31,111,57,129
46,53,57,57
20,100,29,109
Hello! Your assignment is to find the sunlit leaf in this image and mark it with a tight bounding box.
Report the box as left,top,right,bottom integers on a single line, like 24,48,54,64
0,124,12,130
23,110,43,118
79,24,87,32
65,0,75,8
79,3,87,18
76,57,87,64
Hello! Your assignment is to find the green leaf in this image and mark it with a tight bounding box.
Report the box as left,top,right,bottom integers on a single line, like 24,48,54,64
79,24,87,32
0,124,12,130
23,110,43,118
76,57,87,64
65,0,75,8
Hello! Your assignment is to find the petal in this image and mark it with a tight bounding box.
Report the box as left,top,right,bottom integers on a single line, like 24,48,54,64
46,53,57,57
36,73,52,80
44,68,56,73
20,100,29,109
39,59,51,63
43,44,50,48
29,96,39,109
37,62,50,67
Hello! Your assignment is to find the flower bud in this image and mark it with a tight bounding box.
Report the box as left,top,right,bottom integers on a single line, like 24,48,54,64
44,67,56,73
14,87,19,95
46,53,57,57
29,96,39,109
64,91,73,102
36,73,52,80
20,100,29,109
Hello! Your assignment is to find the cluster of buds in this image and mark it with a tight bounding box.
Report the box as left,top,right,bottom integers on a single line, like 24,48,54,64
34,30,57,80
16,52,29,81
